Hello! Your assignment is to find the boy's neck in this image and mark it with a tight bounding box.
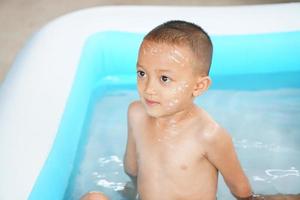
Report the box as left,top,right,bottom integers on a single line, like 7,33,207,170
154,103,197,129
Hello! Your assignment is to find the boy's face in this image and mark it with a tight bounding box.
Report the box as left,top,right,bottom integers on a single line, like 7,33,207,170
136,41,203,118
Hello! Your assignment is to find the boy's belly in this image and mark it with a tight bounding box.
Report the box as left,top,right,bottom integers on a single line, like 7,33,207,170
137,162,218,200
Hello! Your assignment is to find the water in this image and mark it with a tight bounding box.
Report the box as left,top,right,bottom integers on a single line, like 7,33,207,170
66,88,300,199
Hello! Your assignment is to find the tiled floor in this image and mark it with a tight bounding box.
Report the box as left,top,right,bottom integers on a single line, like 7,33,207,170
0,0,299,84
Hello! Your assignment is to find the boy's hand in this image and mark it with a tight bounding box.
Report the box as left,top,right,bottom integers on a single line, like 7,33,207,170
118,181,138,200
235,194,265,200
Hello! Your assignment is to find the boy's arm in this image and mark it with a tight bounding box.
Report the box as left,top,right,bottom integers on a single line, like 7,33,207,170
205,126,253,199
121,103,139,199
124,102,138,178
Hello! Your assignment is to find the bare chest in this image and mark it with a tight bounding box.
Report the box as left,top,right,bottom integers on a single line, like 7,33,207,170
134,123,218,199
135,122,210,174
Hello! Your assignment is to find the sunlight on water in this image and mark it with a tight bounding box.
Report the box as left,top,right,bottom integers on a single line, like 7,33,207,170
67,88,300,200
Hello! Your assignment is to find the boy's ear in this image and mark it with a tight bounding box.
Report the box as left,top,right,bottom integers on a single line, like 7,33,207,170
192,76,211,97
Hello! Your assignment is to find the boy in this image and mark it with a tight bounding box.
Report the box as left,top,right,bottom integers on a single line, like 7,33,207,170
123,20,256,200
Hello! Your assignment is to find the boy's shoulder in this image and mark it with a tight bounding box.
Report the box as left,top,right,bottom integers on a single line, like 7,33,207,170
128,100,145,113
195,107,232,146
127,100,148,122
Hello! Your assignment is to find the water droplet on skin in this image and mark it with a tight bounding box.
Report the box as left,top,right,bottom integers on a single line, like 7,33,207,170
173,49,185,60
171,85,185,95
150,47,160,55
169,55,181,64
168,102,174,107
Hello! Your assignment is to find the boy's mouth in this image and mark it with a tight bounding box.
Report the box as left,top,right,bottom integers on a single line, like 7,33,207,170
144,98,160,106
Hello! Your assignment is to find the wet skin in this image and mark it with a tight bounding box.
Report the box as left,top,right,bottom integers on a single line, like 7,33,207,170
124,41,253,200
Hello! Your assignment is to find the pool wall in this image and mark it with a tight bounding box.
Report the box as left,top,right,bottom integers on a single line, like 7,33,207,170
0,4,300,200
31,30,300,200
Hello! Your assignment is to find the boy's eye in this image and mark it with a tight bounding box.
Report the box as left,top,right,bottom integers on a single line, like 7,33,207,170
161,75,171,83
137,70,146,78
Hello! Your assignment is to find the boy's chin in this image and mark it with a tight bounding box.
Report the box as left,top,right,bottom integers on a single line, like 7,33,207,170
144,108,175,118
146,111,164,118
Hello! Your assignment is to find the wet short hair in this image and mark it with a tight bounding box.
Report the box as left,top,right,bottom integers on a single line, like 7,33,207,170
143,20,213,75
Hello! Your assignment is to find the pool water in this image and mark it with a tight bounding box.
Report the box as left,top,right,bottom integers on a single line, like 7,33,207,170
65,82,300,199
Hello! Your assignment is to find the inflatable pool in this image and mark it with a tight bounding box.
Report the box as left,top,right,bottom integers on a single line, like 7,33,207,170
0,4,300,200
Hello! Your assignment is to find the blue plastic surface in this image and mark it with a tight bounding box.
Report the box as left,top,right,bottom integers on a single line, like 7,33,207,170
29,31,300,200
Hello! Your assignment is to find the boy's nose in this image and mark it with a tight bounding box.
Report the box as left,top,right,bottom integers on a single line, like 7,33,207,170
144,78,157,95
